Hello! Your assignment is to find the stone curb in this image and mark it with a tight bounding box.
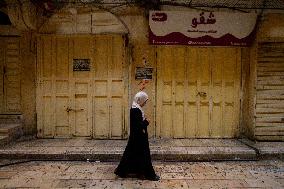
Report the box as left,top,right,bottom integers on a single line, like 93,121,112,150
0,152,257,162
0,138,282,162
237,138,284,160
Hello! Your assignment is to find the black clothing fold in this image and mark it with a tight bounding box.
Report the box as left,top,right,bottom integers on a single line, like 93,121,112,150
114,108,156,179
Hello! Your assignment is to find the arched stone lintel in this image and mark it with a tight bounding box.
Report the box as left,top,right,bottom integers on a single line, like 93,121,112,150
6,0,37,31
39,7,129,35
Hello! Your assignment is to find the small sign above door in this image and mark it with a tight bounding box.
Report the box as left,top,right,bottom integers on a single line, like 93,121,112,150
73,59,90,71
135,67,153,80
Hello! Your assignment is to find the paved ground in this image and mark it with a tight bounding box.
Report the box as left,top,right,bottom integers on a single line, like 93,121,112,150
0,160,283,188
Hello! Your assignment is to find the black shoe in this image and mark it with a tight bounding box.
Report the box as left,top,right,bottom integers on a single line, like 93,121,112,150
116,173,127,178
114,171,127,178
146,175,160,181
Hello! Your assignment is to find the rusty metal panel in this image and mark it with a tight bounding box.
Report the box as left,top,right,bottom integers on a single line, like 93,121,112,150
256,42,284,141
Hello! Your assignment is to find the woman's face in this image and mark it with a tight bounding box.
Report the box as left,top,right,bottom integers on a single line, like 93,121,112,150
140,99,148,107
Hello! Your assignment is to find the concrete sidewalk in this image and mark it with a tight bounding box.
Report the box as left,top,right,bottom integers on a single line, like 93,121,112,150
0,138,283,162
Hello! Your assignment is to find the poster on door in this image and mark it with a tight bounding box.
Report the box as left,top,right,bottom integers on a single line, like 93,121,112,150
149,11,257,46
135,67,153,80
73,59,90,71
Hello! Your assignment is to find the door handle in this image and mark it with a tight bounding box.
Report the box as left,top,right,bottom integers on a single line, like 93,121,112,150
197,92,207,97
66,107,72,112
66,107,84,112
73,108,84,112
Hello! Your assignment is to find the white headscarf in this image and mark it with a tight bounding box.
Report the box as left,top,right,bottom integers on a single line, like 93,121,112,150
131,91,148,120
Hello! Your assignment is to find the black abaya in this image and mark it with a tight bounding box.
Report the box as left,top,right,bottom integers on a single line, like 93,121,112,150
114,108,157,179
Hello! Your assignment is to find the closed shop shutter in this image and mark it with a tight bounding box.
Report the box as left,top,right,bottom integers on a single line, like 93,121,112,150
36,35,127,138
0,37,21,114
256,42,284,141
156,47,241,138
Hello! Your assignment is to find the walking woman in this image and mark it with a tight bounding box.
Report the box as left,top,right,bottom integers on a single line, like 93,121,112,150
114,91,160,181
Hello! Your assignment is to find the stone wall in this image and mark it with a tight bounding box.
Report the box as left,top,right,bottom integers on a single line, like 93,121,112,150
20,32,36,135
119,13,156,137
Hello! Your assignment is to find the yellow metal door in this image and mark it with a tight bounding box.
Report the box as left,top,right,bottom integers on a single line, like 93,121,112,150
37,35,127,138
156,47,187,138
37,36,73,138
0,37,21,114
37,36,92,137
69,36,92,137
93,35,126,139
211,48,241,138
156,47,240,138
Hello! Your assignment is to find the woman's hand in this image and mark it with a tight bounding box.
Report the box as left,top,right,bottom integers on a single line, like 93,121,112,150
145,118,150,123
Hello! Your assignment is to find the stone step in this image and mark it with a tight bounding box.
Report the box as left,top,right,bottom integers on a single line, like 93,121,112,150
0,139,258,161
0,152,258,161
0,136,9,146
0,124,23,145
0,114,22,124
0,123,22,133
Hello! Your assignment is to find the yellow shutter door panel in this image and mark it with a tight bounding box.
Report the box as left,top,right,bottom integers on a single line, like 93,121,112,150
37,36,71,138
93,36,110,138
157,47,173,138
223,48,240,137
211,49,223,137
55,37,70,137
93,35,126,139
37,36,47,137
156,47,240,138
186,48,198,137
37,35,126,139
173,47,186,138
197,48,210,138
109,36,125,138
70,36,92,137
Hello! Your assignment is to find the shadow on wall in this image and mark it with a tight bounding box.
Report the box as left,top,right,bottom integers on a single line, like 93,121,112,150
0,11,11,25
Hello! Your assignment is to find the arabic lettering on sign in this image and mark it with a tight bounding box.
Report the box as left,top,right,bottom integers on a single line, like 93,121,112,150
152,12,167,22
187,29,217,33
191,12,216,28
149,10,257,46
